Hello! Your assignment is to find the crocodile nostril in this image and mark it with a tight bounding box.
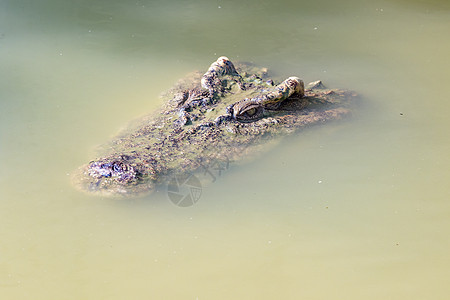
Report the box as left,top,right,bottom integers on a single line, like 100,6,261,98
112,161,125,172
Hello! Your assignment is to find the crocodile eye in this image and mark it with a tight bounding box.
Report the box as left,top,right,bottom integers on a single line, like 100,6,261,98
245,108,257,116
232,101,264,123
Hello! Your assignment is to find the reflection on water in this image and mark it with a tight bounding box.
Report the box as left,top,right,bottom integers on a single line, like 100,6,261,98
1,0,449,299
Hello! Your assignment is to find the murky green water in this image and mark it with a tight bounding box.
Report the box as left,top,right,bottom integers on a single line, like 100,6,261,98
1,0,449,298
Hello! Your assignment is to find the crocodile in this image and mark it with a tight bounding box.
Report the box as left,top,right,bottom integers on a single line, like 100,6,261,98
72,57,357,196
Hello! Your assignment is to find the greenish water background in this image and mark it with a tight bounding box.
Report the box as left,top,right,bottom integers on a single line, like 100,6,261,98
1,0,449,299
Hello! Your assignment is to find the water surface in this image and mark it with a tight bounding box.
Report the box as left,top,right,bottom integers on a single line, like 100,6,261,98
1,0,449,299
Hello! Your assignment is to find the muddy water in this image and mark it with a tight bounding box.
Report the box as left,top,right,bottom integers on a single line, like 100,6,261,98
1,0,449,299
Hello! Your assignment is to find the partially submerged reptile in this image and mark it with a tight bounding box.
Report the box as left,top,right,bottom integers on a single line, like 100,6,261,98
73,57,357,196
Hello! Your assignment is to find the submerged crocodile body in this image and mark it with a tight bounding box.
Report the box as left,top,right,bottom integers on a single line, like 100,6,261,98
73,57,357,196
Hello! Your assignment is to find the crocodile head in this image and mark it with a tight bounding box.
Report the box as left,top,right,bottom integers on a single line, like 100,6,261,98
73,57,357,196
